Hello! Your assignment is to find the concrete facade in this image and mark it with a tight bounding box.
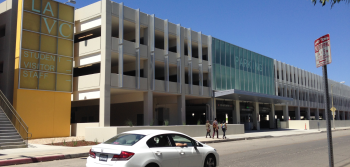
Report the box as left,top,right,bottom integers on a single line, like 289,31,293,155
1,0,350,139
70,0,350,133
72,0,212,127
0,0,17,103
274,60,350,121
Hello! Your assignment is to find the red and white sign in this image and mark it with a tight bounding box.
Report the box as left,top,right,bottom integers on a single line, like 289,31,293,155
314,34,332,68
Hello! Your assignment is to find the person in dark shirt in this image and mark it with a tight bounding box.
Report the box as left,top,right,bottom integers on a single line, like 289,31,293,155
212,118,219,139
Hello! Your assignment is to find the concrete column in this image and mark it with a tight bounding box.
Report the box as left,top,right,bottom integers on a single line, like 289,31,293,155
187,28,192,94
283,105,289,121
143,91,153,125
135,9,140,89
178,25,185,124
211,98,217,122
177,95,186,124
253,102,260,130
164,19,169,92
99,0,112,127
206,98,214,122
118,2,124,87
149,14,155,90
198,31,203,95
176,24,183,94
207,36,213,97
270,104,276,129
234,100,240,124
315,108,319,120
306,107,311,120
295,106,301,120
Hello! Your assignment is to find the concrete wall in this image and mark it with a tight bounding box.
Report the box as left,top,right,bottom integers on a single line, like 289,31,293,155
71,123,99,136
309,120,350,129
0,1,15,102
280,121,289,129
74,37,101,56
287,120,310,130
75,1,101,22
85,124,245,142
0,1,8,14
281,120,350,130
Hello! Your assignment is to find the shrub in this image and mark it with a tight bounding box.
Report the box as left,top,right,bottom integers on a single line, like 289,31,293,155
125,119,133,127
94,138,98,145
164,120,169,126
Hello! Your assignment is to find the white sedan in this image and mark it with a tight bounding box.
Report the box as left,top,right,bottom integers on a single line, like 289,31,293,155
86,129,219,167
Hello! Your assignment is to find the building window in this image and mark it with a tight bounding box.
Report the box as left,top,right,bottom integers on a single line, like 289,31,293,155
0,25,5,38
282,70,284,80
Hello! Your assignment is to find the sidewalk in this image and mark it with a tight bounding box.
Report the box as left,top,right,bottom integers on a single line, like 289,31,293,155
1,128,349,166
194,128,320,143
194,127,350,143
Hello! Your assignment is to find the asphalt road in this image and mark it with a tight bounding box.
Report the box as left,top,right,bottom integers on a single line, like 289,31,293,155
10,130,350,167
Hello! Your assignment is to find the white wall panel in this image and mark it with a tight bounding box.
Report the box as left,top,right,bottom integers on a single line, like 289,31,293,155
81,17,102,32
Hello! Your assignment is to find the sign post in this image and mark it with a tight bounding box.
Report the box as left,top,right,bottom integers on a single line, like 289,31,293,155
315,34,334,167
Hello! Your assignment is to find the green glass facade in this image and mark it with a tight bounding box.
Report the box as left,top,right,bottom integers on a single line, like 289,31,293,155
212,37,275,95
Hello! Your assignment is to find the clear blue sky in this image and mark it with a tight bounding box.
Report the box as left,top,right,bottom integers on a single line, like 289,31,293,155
4,0,350,86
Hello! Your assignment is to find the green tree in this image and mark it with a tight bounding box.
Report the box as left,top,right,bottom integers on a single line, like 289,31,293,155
312,0,349,7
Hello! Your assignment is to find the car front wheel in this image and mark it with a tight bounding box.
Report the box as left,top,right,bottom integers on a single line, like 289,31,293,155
204,155,216,167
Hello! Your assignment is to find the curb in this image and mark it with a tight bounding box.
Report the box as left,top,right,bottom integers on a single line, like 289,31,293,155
320,128,350,133
0,153,88,166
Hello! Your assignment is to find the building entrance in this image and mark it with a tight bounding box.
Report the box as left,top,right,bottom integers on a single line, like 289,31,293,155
240,102,254,130
216,101,234,124
186,105,207,125
259,104,271,129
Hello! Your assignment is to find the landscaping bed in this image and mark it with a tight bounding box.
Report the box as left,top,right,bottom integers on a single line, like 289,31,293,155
46,140,101,147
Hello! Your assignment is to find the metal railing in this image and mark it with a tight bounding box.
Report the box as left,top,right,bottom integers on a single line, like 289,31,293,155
0,90,31,147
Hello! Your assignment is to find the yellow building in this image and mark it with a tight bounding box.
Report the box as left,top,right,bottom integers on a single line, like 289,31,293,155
0,0,74,139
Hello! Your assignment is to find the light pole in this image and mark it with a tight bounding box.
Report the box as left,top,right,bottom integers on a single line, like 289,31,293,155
64,0,76,4
330,81,346,129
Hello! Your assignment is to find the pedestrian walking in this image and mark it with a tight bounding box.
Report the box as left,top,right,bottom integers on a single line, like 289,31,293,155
222,122,227,139
212,118,219,139
205,120,211,138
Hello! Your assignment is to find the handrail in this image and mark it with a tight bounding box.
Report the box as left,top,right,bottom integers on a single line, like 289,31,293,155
0,90,30,147
0,90,28,130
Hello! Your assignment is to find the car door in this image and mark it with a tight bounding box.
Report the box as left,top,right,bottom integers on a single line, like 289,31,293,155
147,134,180,167
169,134,203,167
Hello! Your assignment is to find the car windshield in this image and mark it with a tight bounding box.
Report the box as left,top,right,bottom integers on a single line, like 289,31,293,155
104,133,145,146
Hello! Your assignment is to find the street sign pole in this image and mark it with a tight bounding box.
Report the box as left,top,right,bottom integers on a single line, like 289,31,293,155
322,65,334,167
315,34,334,167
